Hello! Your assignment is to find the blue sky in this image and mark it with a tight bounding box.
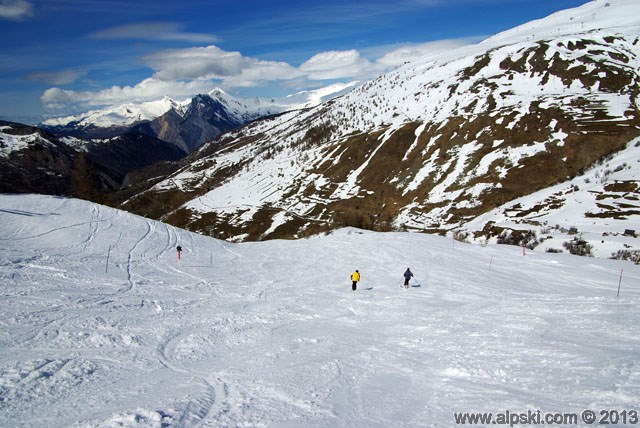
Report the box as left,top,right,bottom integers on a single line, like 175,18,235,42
0,0,588,124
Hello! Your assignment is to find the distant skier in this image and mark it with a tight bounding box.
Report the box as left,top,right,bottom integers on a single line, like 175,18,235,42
176,245,182,266
351,270,360,291
403,268,414,288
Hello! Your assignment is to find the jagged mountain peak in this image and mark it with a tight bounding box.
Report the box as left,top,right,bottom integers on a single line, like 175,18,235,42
188,93,225,112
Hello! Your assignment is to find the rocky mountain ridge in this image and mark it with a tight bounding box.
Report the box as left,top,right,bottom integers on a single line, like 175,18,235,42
0,121,184,198
1,121,109,197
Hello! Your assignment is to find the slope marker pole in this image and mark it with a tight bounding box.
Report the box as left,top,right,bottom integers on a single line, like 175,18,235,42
105,244,111,274
617,268,624,298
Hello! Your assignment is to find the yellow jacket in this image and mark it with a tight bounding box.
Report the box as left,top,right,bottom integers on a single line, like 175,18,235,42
351,271,360,281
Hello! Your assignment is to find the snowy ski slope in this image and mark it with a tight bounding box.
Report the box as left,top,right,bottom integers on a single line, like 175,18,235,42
1,194,639,427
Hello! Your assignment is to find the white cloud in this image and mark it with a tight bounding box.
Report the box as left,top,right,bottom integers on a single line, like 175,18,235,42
41,78,215,111
300,50,376,80
0,0,33,20
222,61,305,88
40,45,305,111
90,22,218,44
144,46,246,80
40,38,479,113
144,45,302,82
24,69,85,85
298,37,479,81
375,38,479,68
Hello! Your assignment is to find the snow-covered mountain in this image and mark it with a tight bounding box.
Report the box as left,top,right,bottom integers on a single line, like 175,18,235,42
41,97,185,129
1,193,638,426
116,0,640,261
206,82,360,121
42,85,358,130
40,85,359,152
39,90,281,152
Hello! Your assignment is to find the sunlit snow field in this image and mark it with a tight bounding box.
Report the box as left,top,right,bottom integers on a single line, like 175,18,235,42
1,194,638,427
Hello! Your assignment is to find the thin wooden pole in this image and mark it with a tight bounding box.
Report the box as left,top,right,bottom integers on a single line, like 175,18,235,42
617,268,623,298
105,244,111,274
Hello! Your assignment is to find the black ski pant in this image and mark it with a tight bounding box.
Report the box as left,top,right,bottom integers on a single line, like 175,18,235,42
352,281,357,291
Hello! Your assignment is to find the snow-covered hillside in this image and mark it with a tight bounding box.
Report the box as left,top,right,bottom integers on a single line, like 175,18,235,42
482,0,640,45
1,194,639,427
461,137,640,259
0,124,50,157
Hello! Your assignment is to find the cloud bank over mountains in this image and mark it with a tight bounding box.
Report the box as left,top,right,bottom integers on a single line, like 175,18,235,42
41,37,478,114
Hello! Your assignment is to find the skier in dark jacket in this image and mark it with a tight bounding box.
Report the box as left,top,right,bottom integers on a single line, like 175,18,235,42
403,268,414,288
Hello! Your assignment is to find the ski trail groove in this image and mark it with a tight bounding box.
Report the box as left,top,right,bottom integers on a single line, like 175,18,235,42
0,220,100,242
124,220,153,293
81,205,101,249
157,330,223,427
179,381,217,427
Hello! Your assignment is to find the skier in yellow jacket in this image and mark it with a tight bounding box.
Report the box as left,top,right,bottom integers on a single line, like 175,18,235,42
351,270,360,291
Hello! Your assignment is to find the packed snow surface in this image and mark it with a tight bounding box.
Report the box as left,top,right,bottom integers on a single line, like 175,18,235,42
1,194,639,427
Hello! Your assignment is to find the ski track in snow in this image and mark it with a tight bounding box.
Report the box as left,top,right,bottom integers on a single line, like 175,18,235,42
0,195,639,427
